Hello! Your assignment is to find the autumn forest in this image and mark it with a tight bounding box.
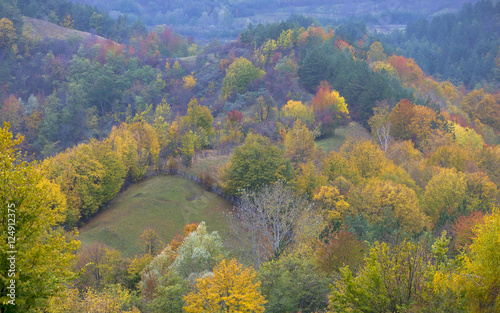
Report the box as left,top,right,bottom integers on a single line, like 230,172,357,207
0,0,499,312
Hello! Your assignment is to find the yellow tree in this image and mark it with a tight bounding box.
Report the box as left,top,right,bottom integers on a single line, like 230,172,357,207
0,123,79,311
60,13,74,29
182,73,197,90
184,259,266,313
0,18,17,49
284,120,317,168
435,209,500,312
367,41,386,63
340,138,388,180
281,100,314,125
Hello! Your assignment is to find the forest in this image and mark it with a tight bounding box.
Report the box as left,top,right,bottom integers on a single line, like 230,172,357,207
0,0,499,312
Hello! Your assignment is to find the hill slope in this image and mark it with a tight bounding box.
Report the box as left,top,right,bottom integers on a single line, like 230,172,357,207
22,16,120,45
78,175,233,258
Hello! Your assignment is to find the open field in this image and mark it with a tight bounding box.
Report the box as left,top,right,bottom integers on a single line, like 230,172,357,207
315,122,371,152
78,175,233,258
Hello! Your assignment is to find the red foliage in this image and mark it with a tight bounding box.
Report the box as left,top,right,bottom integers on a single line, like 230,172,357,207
386,55,424,85
226,109,243,124
452,211,485,251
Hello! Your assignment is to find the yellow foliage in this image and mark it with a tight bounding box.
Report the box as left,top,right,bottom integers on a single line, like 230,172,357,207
284,120,317,167
278,29,294,49
313,185,350,220
182,72,197,90
350,178,429,233
60,13,74,29
282,100,315,125
184,259,266,313
453,124,484,152
371,61,397,76
0,18,17,48
367,41,387,63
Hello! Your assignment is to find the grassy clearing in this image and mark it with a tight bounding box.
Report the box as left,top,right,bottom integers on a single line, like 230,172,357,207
78,175,232,258
180,153,232,177
316,122,371,152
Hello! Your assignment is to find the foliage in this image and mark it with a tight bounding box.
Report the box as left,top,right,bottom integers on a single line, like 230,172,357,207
436,209,500,313
259,251,331,313
222,134,293,196
349,178,428,234
74,243,123,291
221,57,265,99
329,240,432,313
184,259,266,313
0,123,80,312
315,227,366,274
169,222,225,281
311,81,350,137
42,137,126,225
284,120,317,168
281,100,314,125
0,18,16,49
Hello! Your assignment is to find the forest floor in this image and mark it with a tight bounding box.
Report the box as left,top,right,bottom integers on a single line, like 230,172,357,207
78,175,232,258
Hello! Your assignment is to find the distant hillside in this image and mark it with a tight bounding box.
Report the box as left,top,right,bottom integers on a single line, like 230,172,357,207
22,16,120,47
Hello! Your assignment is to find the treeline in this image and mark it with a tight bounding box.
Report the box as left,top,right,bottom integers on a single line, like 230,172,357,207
380,0,500,88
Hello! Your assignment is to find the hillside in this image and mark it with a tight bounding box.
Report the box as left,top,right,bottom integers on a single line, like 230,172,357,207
22,16,122,47
78,175,232,258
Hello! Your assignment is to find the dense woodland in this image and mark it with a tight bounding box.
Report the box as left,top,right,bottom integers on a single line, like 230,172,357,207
1,0,500,312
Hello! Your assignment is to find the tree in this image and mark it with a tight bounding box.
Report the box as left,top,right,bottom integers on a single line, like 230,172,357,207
349,178,428,234
315,227,366,274
182,73,197,90
281,100,314,125
436,209,500,312
0,95,22,131
222,134,293,196
284,120,317,168
183,259,266,313
60,13,74,29
74,243,123,291
423,168,467,224
340,138,388,180
221,57,265,99
329,240,432,313
259,251,331,313
139,228,164,255
311,81,349,137
169,222,225,281
0,18,16,49
388,99,415,141
0,123,79,311
367,41,387,63
227,181,311,268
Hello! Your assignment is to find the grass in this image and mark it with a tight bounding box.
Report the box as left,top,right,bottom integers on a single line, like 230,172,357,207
180,154,232,177
78,175,233,258
316,122,371,153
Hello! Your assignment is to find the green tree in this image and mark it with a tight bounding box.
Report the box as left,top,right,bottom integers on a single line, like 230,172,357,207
221,57,265,99
222,134,293,196
329,240,432,313
259,251,331,313
0,123,79,312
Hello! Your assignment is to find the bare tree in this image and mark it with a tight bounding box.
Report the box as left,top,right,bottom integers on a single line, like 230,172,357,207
369,102,402,157
227,180,311,269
